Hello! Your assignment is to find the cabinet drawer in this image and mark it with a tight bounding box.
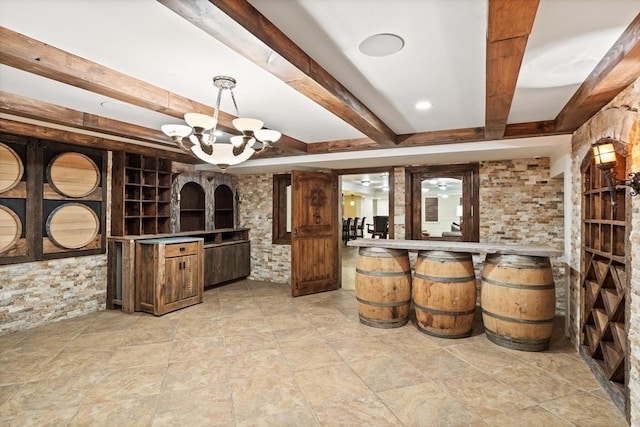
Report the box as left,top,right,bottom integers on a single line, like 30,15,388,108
165,242,199,257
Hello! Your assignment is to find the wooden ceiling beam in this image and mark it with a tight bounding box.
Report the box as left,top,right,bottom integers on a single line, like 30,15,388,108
0,26,307,155
485,0,539,140
0,117,196,162
307,121,569,155
158,0,397,147
554,13,640,132
0,91,170,145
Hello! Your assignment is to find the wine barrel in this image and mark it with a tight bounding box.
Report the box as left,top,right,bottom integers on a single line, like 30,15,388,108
46,203,99,249
0,205,22,254
413,251,476,338
47,152,100,198
355,247,412,328
0,142,23,193
481,253,556,351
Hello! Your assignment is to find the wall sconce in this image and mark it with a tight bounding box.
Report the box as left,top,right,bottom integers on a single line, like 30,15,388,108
591,137,640,207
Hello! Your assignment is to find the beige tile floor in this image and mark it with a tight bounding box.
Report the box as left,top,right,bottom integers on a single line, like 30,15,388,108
0,278,628,427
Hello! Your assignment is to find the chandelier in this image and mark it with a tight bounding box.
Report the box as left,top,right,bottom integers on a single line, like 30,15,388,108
161,76,281,171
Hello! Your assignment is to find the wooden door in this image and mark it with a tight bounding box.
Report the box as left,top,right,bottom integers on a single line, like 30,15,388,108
291,170,339,297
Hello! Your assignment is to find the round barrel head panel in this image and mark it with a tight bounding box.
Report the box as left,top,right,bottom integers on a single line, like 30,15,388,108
0,142,24,193
48,152,100,198
0,205,22,254
47,203,99,249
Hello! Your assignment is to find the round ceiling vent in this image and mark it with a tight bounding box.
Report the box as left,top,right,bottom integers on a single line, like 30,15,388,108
359,33,405,57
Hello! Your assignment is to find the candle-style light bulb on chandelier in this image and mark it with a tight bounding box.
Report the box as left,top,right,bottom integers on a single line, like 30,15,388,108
161,76,281,171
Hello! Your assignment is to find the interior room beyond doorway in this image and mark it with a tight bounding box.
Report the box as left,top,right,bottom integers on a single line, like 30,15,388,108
340,172,391,290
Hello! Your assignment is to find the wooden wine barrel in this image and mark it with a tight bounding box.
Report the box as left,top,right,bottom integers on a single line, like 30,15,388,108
0,142,23,193
413,251,477,338
0,205,22,254
355,247,412,328
47,152,100,198
481,253,556,351
46,203,99,249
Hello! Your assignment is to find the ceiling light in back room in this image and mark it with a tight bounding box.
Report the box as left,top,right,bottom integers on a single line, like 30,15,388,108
359,33,405,57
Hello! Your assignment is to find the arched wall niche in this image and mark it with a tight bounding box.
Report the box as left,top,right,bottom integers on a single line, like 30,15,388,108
171,170,239,232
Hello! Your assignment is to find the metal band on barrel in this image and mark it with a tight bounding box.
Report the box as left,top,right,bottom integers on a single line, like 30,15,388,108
481,276,555,290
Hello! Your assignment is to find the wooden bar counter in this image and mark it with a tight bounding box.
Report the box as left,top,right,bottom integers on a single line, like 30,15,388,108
347,239,562,351
346,238,562,258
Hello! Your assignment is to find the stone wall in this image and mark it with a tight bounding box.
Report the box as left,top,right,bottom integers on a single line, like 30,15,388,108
570,78,639,424
479,158,565,313
0,255,108,334
237,174,291,284
393,167,406,238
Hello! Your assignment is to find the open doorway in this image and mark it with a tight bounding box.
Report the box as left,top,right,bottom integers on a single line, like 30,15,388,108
338,169,393,291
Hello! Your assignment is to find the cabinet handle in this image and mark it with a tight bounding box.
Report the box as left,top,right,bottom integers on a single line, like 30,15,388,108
179,247,186,252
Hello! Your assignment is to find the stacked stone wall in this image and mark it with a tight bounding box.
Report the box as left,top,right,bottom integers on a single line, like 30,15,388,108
479,158,565,313
237,174,291,284
0,256,107,334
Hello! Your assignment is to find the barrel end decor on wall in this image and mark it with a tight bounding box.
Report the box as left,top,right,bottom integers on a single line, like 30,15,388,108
45,203,100,250
46,152,100,199
42,147,104,255
0,141,27,258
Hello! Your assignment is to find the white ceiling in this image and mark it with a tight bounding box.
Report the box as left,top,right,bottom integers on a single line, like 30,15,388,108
0,0,638,174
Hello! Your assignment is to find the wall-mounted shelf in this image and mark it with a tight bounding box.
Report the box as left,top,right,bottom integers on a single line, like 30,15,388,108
112,152,172,236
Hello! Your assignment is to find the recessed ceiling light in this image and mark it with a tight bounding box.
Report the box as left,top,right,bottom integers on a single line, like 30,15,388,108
359,33,405,57
415,101,432,111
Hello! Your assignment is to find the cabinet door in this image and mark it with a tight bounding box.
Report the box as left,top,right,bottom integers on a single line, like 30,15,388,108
205,242,250,285
164,257,183,305
182,254,199,299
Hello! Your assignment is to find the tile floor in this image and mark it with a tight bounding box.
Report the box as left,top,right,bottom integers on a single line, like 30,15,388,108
0,278,628,426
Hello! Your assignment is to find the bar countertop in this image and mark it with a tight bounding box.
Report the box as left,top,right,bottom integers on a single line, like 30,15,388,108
347,238,562,258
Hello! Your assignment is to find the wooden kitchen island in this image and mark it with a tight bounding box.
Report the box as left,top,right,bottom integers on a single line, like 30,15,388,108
347,239,563,351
